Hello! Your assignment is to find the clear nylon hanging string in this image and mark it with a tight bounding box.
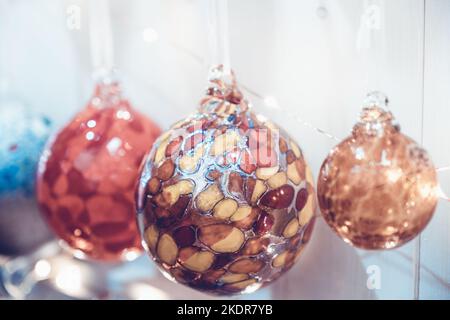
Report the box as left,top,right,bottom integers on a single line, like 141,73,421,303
413,0,427,301
88,0,115,81
357,0,386,93
0,1,13,96
208,0,231,77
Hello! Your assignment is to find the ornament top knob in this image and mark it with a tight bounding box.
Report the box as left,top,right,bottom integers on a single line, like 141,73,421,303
363,91,389,109
199,65,249,116
90,81,125,110
353,91,398,137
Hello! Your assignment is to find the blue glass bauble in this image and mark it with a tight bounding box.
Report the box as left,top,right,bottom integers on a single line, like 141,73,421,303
0,97,52,198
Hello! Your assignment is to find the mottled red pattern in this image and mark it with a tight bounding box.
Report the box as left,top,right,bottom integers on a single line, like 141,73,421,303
37,82,161,261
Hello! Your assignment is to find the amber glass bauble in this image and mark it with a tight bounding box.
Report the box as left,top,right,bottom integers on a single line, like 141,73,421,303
317,92,438,250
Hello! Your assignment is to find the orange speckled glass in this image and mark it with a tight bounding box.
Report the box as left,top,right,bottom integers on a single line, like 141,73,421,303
37,81,161,261
317,92,438,250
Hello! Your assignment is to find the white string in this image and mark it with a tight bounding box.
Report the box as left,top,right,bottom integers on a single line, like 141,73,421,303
165,37,450,240
436,167,450,201
167,40,450,210
238,84,342,142
166,39,341,142
88,0,115,80
161,11,450,205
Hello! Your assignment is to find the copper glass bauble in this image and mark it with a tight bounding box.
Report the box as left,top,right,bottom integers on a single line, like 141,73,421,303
317,92,438,250
37,81,161,261
136,66,316,295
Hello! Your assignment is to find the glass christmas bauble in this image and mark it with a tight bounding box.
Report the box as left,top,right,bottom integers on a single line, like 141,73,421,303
37,81,161,261
0,98,51,197
0,97,53,255
136,66,316,295
317,92,438,250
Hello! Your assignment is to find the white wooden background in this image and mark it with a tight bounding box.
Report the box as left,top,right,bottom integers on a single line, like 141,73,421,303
1,0,449,299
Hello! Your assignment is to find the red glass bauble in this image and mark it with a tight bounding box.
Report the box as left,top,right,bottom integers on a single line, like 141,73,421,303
37,81,161,261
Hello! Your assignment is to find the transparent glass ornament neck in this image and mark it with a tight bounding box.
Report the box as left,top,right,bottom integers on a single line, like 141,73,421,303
353,91,398,136
199,64,249,115
359,91,393,123
89,78,125,111
208,64,236,88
